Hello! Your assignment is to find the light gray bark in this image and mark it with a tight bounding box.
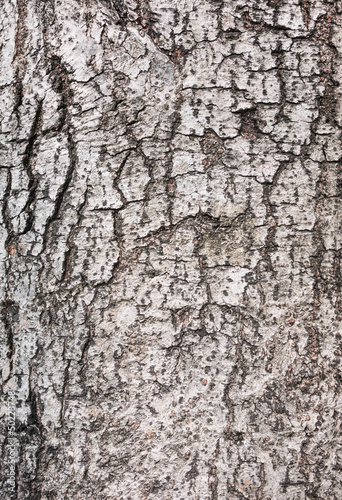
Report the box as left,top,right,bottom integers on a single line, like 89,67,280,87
1,0,342,498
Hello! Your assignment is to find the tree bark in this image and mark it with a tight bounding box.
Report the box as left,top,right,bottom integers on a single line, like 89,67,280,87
1,0,342,498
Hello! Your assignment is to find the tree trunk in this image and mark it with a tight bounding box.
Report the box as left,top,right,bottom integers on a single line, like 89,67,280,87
1,0,342,498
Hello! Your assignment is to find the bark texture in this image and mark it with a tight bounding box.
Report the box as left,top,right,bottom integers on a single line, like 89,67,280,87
1,0,342,498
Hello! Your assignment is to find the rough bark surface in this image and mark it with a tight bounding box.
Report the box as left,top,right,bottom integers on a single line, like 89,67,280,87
1,0,342,498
